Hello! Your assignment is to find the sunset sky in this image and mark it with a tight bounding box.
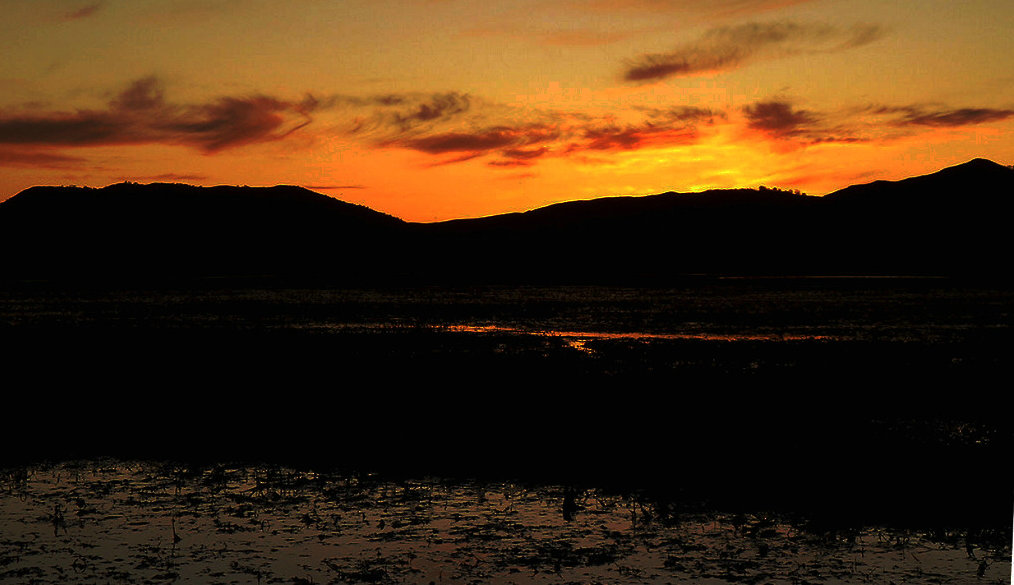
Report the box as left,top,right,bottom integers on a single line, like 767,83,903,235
1,0,1012,221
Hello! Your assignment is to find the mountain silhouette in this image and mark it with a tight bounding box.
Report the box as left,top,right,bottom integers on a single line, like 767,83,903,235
410,158,1012,281
0,183,404,282
413,186,822,282
817,158,1014,275
825,158,1013,206
1,159,1011,283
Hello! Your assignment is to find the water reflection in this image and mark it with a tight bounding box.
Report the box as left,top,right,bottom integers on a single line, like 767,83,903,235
4,284,1008,347
1,461,1008,584
441,324,836,354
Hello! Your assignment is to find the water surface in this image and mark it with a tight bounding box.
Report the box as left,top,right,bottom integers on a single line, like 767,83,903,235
2,461,1009,585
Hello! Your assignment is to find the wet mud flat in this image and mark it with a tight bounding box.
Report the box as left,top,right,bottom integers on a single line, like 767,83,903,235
1,460,1011,585
1,278,1012,581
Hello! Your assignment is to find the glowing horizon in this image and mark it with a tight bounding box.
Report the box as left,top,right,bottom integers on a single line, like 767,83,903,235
2,0,1012,222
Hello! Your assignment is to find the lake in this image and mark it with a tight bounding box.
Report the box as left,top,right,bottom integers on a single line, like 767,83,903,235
1,277,1011,582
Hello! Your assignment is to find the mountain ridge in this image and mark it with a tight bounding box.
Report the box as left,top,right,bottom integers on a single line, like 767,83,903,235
3,157,1009,225
1,158,1011,283
824,158,1012,206
1,182,405,227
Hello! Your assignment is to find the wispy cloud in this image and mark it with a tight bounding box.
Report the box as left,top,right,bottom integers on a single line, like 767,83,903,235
19,75,1006,180
0,148,87,169
501,148,550,160
870,105,1014,128
386,92,471,131
570,117,708,151
388,125,559,155
424,152,487,167
162,95,310,152
742,100,817,137
623,21,886,82
739,99,871,147
64,2,103,21
487,159,537,168
639,105,725,125
739,98,1014,149
0,78,481,172
559,106,719,154
0,77,312,153
303,91,473,136
381,104,721,166
578,126,687,150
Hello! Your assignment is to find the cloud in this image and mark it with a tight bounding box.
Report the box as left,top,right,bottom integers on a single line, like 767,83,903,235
566,106,719,151
576,124,698,151
0,112,124,145
872,105,1014,128
456,1,816,48
742,100,817,137
382,103,720,167
0,77,312,153
398,130,520,153
425,152,488,167
389,125,558,154
639,105,724,125
161,95,310,152
303,91,473,137
623,21,886,82
739,99,1014,149
0,148,87,169
487,159,536,168
0,78,479,171
388,92,471,131
740,99,870,147
501,148,549,160
64,2,103,21
109,76,165,112
487,147,550,167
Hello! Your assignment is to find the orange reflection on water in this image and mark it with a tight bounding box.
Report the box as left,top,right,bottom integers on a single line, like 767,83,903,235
441,324,836,354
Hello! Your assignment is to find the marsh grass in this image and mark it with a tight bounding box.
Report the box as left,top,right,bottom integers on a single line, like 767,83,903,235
0,461,1009,584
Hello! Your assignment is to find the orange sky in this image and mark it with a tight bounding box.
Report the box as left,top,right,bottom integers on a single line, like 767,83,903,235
1,0,1012,221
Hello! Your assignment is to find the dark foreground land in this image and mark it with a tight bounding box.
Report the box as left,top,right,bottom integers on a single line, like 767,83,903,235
2,278,1011,533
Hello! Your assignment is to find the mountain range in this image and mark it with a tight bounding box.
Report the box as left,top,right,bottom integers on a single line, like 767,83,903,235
1,158,1011,283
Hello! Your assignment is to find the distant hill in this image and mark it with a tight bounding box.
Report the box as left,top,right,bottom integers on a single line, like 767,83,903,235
411,159,1013,281
816,158,1014,275
0,183,404,282
1,159,1011,283
412,187,820,281
825,158,1013,206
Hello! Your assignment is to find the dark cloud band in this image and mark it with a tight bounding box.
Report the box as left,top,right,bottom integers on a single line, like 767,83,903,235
623,21,886,82
0,77,311,153
874,105,1014,128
